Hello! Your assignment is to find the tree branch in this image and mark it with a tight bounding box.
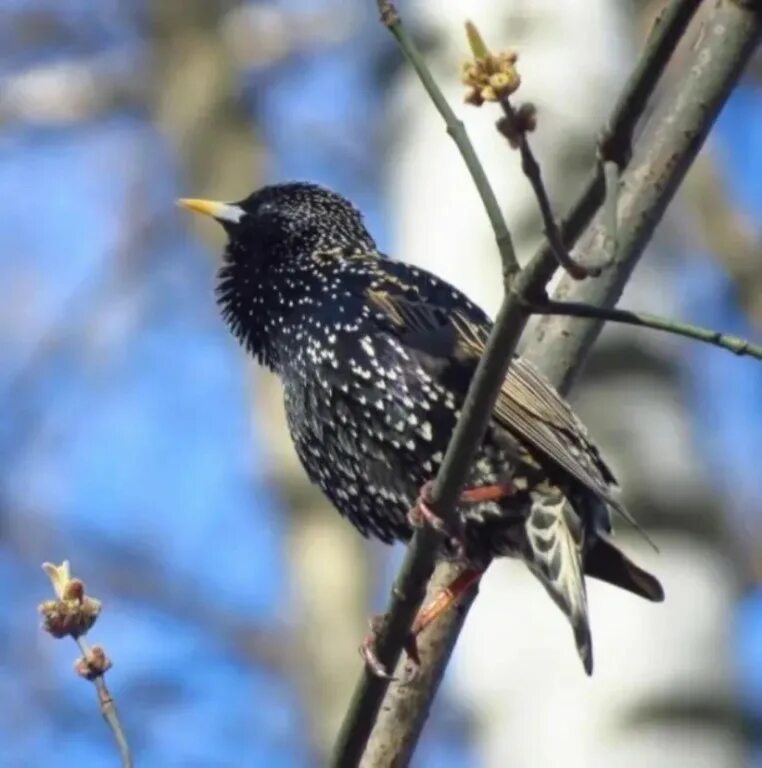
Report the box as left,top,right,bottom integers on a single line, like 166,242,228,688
333,0,758,765
527,300,762,361
75,637,133,768
345,0,762,768
528,0,762,392
380,2,520,282
331,4,537,763
530,0,705,288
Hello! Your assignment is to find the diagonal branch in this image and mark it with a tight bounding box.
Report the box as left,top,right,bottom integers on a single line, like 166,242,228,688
330,4,539,763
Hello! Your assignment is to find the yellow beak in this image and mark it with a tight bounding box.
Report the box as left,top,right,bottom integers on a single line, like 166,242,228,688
176,198,244,224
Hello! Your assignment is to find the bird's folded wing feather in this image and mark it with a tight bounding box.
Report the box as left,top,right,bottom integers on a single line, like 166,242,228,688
367,288,620,506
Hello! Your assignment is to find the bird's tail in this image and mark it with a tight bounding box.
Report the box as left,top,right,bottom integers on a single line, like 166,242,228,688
584,535,664,602
525,483,593,675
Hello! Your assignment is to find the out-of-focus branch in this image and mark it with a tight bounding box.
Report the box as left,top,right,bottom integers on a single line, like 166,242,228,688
149,3,372,756
528,0,761,393
346,1,761,766
39,562,132,768
526,299,762,360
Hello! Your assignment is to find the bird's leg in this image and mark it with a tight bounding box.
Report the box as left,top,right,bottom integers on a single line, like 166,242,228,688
411,567,483,637
360,569,483,679
363,483,510,678
459,482,516,504
407,480,515,556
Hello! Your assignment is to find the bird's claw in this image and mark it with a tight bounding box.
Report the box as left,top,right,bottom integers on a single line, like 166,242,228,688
359,613,422,680
408,481,467,559
359,614,395,679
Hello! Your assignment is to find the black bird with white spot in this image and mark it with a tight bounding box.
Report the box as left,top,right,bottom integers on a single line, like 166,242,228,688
178,182,663,675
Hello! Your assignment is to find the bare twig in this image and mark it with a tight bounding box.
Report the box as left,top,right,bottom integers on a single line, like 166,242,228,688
39,562,133,768
531,0,705,289
381,4,520,282
75,637,133,768
340,0,761,766
527,300,762,360
497,99,595,278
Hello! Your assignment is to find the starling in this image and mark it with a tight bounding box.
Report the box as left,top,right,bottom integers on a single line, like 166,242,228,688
178,182,664,675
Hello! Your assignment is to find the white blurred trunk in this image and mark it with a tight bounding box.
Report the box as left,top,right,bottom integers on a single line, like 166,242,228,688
384,1,743,765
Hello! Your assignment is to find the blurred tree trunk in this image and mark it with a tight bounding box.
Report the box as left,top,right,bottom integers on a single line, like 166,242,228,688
145,2,368,757
384,1,745,765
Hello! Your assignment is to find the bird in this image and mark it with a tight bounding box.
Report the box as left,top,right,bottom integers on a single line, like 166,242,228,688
178,182,664,675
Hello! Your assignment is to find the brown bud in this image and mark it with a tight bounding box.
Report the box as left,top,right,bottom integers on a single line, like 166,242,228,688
516,102,538,133
496,115,521,149
39,595,102,639
75,645,113,681
464,88,484,107
62,579,85,603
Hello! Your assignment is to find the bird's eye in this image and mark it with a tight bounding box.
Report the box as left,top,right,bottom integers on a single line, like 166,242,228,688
257,201,277,217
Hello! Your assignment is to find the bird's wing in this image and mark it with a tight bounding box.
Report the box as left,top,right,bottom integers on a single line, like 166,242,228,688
367,287,634,520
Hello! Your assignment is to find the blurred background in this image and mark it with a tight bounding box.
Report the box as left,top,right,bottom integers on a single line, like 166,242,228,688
1,0,761,766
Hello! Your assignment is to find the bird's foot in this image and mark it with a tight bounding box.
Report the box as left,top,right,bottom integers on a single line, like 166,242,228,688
411,568,483,638
359,613,420,680
407,481,466,558
359,569,483,679
407,481,453,535
407,480,516,558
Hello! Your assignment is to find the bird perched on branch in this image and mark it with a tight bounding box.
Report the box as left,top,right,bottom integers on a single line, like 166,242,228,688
178,182,663,675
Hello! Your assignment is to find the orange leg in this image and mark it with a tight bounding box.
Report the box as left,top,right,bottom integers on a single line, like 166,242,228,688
411,568,483,637
459,482,516,504
360,568,484,678
407,480,515,544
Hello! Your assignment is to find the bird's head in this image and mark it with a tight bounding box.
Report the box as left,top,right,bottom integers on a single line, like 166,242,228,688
177,182,375,265
178,182,378,369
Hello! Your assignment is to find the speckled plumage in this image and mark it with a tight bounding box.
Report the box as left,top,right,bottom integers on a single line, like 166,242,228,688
205,182,663,674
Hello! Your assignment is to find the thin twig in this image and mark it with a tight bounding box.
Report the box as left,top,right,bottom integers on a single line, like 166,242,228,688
39,562,133,768
528,300,762,360
380,1,520,283
75,637,133,768
497,100,597,279
530,0,705,289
